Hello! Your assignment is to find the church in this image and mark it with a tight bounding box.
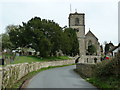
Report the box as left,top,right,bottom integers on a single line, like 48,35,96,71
68,12,101,63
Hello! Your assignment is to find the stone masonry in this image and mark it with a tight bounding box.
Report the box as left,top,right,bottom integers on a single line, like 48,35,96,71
68,12,101,63
0,60,75,89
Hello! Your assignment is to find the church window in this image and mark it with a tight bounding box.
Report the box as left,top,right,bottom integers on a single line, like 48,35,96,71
75,18,79,26
88,40,92,46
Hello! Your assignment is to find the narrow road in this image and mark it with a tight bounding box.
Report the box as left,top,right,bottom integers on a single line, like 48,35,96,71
26,65,97,88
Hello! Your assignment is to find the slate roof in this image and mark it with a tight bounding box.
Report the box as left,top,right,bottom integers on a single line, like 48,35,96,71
108,43,120,52
109,42,114,47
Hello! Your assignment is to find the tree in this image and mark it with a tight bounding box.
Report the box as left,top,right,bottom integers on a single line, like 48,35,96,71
100,45,103,52
100,45,104,56
104,43,110,55
38,38,51,57
63,28,79,56
7,17,79,57
1,33,14,50
6,25,24,48
7,17,63,57
88,44,96,55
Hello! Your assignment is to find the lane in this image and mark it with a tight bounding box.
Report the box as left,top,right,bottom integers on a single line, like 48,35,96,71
26,65,97,88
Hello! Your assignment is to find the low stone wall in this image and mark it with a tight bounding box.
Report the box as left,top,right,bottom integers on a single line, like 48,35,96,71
0,67,2,90
1,60,75,89
76,63,96,78
79,55,101,63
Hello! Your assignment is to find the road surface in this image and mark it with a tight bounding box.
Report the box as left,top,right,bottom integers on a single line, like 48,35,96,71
26,65,97,88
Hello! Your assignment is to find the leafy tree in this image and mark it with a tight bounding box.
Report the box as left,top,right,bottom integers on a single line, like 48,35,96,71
88,44,96,55
104,43,110,54
2,34,14,50
64,28,79,56
61,32,71,55
39,38,52,57
100,45,104,56
6,25,24,48
7,17,79,57
100,45,103,52
1,33,14,50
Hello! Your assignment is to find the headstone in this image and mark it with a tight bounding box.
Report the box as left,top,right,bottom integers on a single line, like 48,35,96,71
0,59,4,65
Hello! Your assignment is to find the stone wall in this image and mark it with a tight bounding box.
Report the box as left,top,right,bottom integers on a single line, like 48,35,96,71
84,56,101,63
1,60,75,89
79,55,101,63
0,67,2,90
76,63,96,78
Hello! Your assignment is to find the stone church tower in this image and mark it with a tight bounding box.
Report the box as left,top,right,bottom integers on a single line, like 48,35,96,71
69,12,101,63
69,12,86,57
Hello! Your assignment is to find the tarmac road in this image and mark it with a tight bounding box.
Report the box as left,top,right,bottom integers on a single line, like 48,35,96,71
26,65,97,89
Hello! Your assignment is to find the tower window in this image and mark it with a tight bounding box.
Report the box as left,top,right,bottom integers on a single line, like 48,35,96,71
75,18,79,26
74,28,79,32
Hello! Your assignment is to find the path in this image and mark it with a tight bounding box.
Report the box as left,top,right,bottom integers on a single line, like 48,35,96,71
26,65,97,89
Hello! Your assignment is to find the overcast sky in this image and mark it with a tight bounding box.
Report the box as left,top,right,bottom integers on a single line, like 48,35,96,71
0,0,119,45
118,1,120,43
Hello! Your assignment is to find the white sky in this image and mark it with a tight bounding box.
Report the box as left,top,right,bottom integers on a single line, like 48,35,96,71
0,0,119,45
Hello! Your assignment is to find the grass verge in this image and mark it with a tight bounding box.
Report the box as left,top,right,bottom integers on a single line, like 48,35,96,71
12,64,75,88
12,56,71,64
85,76,120,89
74,69,120,89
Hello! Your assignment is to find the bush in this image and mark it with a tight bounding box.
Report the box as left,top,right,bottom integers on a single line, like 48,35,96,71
85,51,120,88
93,51,120,78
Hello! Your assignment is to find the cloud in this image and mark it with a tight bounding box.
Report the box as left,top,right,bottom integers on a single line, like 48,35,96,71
0,0,119,3
0,0,118,45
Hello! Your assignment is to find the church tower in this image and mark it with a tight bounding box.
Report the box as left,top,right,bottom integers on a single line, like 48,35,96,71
69,12,86,57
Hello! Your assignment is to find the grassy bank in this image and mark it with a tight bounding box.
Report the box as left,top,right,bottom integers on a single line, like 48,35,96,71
12,56,71,64
86,76,119,88
12,64,75,88
1,53,72,65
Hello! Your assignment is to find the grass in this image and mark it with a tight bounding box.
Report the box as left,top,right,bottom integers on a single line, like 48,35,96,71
0,55,2,67
0,55,2,59
12,56,71,64
2,53,14,57
88,53,120,89
86,76,120,89
1,53,71,65
12,64,75,88
12,56,43,64
74,69,120,89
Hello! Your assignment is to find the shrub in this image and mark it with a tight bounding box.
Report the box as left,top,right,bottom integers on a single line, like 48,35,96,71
93,51,120,78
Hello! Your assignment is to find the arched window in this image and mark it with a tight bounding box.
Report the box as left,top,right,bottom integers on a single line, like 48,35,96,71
88,40,92,46
75,18,79,26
